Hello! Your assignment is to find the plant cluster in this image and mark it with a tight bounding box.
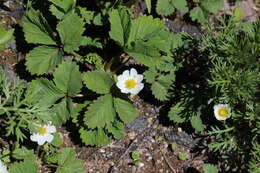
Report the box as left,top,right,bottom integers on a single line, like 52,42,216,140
0,0,259,172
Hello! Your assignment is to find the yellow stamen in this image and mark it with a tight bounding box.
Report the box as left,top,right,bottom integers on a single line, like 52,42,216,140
218,107,229,118
124,79,137,89
38,126,47,136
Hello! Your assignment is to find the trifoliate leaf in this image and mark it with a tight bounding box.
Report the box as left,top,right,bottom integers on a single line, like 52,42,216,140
156,0,175,16
57,12,84,53
77,7,94,24
9,157,37,173
48,0,76,19
56,148,85,173
126,40,164,67
114,98,139,123
25,78,64,107
84,94,116,128
109,7,131,46
83,70,114,94
203,164,218,173
201,0,224,14
127,15,165,44
191,115,206,131
25,46,63,75
189,7,207,24
53,61,82,97
168,102,186,123
0,25,14,50
22,9,56,45
79,128,110,146
151,81,169,101
106,120,125,139
12,147,35,160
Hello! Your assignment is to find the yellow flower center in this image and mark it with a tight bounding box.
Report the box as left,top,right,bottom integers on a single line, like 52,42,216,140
218,107,229,118
38,126,47,136
124,79,137,89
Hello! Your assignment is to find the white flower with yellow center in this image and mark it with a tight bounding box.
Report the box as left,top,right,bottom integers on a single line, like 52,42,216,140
214,104,231,120
116,68,144,95
0,160,8,173
30,123,56,145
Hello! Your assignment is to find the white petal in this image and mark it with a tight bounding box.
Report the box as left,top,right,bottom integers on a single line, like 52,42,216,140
0,160,8,173
135,75,143,82
122,70,130,78
37,137,46,145
45,134,54,143
30,134,39,142
130,68,137,77
46,125,56,133
117,74,126,82
130,83,144,95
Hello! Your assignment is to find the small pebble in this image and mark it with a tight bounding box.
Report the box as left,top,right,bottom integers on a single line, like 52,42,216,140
99,149,105,153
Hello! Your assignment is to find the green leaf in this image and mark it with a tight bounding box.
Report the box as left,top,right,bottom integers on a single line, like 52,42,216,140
178,152,189,160
26,46,63,75
77,7,94,24
57,12,84,53
145,0,151,13
25,78,64,107
22,9,56,45
203,164,218,173
168,102,186,123
83,70,114,94
201,0,224,14
109,7,131,46
156,0,175,16
0,25,14,50
12,147,35,160
9,158,37,173
79,128,110,146
126,41,163,67
151,81,169,101
84,94,116,128
233,7,245,20
189,7,207,24
53,61,82,97
190,115,206,131
48,0,76,19
80,36,103,48
144,68,157,83
106,120,125,139
172,0,188,13
56,148,85,173
127,15,165,44
114,98,139,123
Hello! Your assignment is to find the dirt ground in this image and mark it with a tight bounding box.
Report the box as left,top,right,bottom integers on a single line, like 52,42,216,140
0,0,259,173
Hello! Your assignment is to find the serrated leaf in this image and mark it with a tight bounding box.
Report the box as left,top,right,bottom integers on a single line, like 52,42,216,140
169,33,184,50
0,25,14,50
77,7,94,24
84,94,116,128
168,102,186,123
201,0,224,14
144,68,157,83
48,0,75,19
151,81,169,101
22,9,56,45
114,98,139,123
25,78,64,107
83,71,114,94
79,128,110,146
26,46,63,75
53,61,82,96
106,120,125,139
56,148,85,173
80,36,102,48
109,7,131,46
126,40,163,67
127,15,165,44
191,115,206,131
57,12,84,53
203,164,218,173
9,157,37,173
189,7,207,24
156,0,175,16
12,147,35,160
172,0,188,13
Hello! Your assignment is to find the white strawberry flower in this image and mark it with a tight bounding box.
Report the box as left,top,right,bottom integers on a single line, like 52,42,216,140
214,104,231,120
116,68,144,95
0,160,9,173
30,123,56,145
